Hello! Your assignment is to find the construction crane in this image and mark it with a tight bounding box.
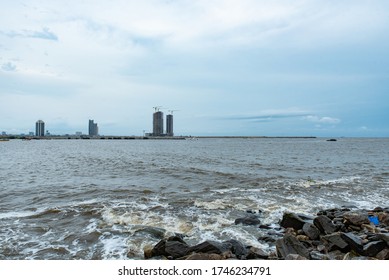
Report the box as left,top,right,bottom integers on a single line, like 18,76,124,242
153,106,163,112
168,110,179,115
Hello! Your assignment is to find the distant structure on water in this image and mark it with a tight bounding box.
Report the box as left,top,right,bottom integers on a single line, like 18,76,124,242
153,110,164,136
88,120,99,136
166,113,173,136
35,120,45,137
148,107,176,137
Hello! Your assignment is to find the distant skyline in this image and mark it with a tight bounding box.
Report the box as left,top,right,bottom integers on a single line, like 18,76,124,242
1,1,388,137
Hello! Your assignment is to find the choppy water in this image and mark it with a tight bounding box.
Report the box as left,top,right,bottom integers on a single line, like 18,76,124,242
0,138,388,259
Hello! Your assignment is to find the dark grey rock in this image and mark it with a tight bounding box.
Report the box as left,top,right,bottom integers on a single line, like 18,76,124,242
285,254,308,260
341,232,364,254
276,234,311,259
321,232,349,252
362,241,387,257
375,248,389,260
314,215,338,234
222,239,248,259
343,212,370,226
303,223,320,240
246,247,269,259
164,241,191,259
189,240,231,255
280,212,306,230
235,214,261,226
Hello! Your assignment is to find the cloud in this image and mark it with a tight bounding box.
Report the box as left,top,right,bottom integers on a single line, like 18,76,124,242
303,115,341,124
222,108,311,122
2,27,58,41
1,62,16,72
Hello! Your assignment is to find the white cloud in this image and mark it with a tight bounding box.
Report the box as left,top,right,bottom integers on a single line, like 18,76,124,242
304,115,341,124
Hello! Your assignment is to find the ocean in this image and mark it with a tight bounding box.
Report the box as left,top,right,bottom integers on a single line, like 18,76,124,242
0,137,388,259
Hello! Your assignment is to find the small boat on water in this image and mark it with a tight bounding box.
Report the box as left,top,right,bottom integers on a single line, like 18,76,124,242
326,139,337,142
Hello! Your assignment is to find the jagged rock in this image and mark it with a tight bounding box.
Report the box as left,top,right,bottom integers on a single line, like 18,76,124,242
362,241,386,257
276,233,311,259
235,214,261,226
189,240,231,255
321,232,349,252
222,239,248,259
375,233,389,245
183,253,225,260
314,215,338,234
375,248,389,260
246,247,269,259
303,223,320,240
280,212,307,230
341,232,364,254
310,251,329,260
164,241,191,259
378,212,389,226
343,212,370,226
285,254,307,260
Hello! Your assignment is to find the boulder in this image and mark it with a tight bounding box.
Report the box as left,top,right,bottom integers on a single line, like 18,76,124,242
341,232,364,254
246,247,269,259
280,212,306,230
164,241,191,259
222,239,248,259
343,212,370,227
235,214,261,226
375,248,389,260
314,215,338,234
362,241,386,257
303,223,320,240
189,240,231,255
321,233,349,252
182,253,225,260
276,234,311,259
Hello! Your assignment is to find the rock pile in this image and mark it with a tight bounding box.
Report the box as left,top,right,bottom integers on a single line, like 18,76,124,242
143,207,389,260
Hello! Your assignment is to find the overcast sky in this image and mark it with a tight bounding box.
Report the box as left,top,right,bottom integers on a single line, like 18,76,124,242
1,0,388,136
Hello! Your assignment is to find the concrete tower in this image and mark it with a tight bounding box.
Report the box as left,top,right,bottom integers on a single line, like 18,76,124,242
35,120,45,137
166,114,173,136
153,111,164,136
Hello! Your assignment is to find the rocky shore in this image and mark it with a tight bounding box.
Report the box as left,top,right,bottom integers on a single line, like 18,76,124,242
143,206,389,260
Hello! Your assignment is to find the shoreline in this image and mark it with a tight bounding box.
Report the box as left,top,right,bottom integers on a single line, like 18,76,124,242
144,206,389,260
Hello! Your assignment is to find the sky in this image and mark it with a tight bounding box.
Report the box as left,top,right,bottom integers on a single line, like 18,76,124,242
0,0,388,137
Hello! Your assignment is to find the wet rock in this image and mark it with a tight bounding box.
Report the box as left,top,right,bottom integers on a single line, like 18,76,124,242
280,212,306,230
183,253,225,260
375,233,389,245
303,223,320,240
276,234,311,259
343,212,370,227
321,233,349,252
165,241,191,259
362,241,386,257
222,239,248,259
189,240,231,255
314,215,338,234
378,212,389,226
375,248,389,260
235,214,261,226
285,254,307,260
246,247,269,259
341,232,364,254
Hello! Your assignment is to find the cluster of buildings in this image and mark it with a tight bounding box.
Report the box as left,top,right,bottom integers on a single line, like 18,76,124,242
26,108,176,137
148,108,175,137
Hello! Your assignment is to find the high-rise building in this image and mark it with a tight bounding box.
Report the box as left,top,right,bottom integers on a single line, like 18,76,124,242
153,111,164,136
166,114,173,136
35,120,45,137
88,120,98,136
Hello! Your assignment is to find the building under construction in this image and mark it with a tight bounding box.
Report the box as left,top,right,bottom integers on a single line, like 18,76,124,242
149,107,175,137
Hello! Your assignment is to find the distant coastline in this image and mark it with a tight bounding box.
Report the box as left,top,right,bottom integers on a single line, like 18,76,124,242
0,135,317,140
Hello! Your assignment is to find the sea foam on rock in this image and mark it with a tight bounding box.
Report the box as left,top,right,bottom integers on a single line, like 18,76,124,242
143,207,389,260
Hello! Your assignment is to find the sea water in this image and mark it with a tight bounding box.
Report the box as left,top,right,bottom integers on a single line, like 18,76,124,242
0,138,388,259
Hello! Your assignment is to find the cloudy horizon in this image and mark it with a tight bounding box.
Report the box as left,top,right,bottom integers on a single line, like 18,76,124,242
1,0,388,137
